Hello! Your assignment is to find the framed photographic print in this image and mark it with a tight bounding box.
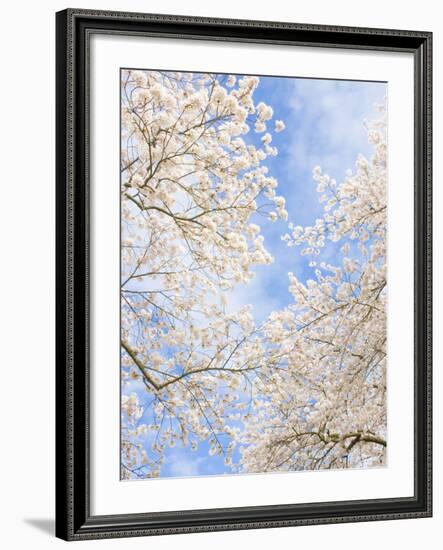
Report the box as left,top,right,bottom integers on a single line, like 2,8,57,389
55,8,432,541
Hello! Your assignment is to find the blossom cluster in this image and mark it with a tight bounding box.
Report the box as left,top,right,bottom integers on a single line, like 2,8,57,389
239,110,387,472
120,70,286,478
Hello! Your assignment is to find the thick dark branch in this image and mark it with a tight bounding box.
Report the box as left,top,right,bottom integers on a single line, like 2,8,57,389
121,339,160,391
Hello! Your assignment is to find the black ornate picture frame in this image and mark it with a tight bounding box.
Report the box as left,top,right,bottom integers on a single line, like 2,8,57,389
55,8,432,541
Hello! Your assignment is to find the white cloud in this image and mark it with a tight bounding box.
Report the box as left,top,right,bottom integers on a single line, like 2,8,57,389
167,454,203,477
286,78,386,179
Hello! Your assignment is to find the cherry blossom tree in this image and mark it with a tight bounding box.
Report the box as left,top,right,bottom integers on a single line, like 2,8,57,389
238,109,387,472
120,69,286,478
120,68,387,479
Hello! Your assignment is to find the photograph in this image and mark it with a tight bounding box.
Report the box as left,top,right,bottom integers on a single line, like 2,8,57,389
120,68,388,480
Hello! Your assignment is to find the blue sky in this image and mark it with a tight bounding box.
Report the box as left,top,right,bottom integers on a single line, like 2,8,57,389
123,72,387,480
228,75,386,323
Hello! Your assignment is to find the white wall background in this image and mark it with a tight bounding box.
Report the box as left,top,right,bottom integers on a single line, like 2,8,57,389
0,0,440,548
